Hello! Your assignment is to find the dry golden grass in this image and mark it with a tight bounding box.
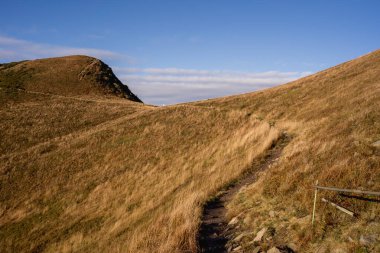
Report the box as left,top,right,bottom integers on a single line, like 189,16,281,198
0,94,146,155
0,96,279,252
1,50,380,252
0,55,141,102
197,50,380,252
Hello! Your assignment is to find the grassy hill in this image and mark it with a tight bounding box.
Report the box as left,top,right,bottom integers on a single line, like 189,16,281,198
0,51,379,252
0,55,141,102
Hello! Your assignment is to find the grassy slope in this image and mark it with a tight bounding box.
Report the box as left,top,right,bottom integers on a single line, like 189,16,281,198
0,101,279,253
1,51,379,252
0,57,280,253
0,55,141,102
194,50,380,252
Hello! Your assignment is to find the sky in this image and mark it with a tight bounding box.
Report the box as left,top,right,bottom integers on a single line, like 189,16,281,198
1,0,379,105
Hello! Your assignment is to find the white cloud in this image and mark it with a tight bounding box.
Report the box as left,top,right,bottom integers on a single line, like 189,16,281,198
115,67,312,105
0,35,122,61
0,35,312,105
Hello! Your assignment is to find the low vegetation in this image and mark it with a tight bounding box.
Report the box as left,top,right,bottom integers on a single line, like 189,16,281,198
195,50,380,252
1,50,379,252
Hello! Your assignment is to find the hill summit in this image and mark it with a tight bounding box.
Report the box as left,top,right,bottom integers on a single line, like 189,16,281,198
0,55,142,102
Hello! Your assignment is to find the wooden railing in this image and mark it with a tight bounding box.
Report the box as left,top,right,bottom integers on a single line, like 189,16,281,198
311,180,380,225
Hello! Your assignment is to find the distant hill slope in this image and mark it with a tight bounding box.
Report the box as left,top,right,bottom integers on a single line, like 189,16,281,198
0,55,142,102
0,50,379,253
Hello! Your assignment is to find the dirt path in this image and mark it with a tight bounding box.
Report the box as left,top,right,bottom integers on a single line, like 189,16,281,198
198,135,288,253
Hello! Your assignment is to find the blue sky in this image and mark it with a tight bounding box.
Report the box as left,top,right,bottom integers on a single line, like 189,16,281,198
1,0,379,104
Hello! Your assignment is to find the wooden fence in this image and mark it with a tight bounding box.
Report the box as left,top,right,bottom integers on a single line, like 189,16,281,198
312,180,380,225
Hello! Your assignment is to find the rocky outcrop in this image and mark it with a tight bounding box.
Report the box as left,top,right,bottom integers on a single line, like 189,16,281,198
79,58,142,102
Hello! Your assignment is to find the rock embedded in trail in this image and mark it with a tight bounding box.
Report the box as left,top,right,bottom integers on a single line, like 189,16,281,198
228,217,239,226
253,227,267,242
372,140,380,148
267,247,282,253
287,242,298,252
233,232,251,242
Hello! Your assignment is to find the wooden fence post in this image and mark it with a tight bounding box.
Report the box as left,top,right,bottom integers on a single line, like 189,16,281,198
312,180,319,225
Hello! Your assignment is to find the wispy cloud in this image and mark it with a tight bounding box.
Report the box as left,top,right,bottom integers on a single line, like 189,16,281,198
115,67,312,105
0,35,312,105
0,35,122,62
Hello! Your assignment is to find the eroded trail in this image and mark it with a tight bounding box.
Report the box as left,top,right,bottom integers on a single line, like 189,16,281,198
198,135,288,253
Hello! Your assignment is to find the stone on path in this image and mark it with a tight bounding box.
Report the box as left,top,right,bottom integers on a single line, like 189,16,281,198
233,233,245,242
228,217,239,226
253,227,267,242
372,140,380,148
288,242,298,252
267,247,281,253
